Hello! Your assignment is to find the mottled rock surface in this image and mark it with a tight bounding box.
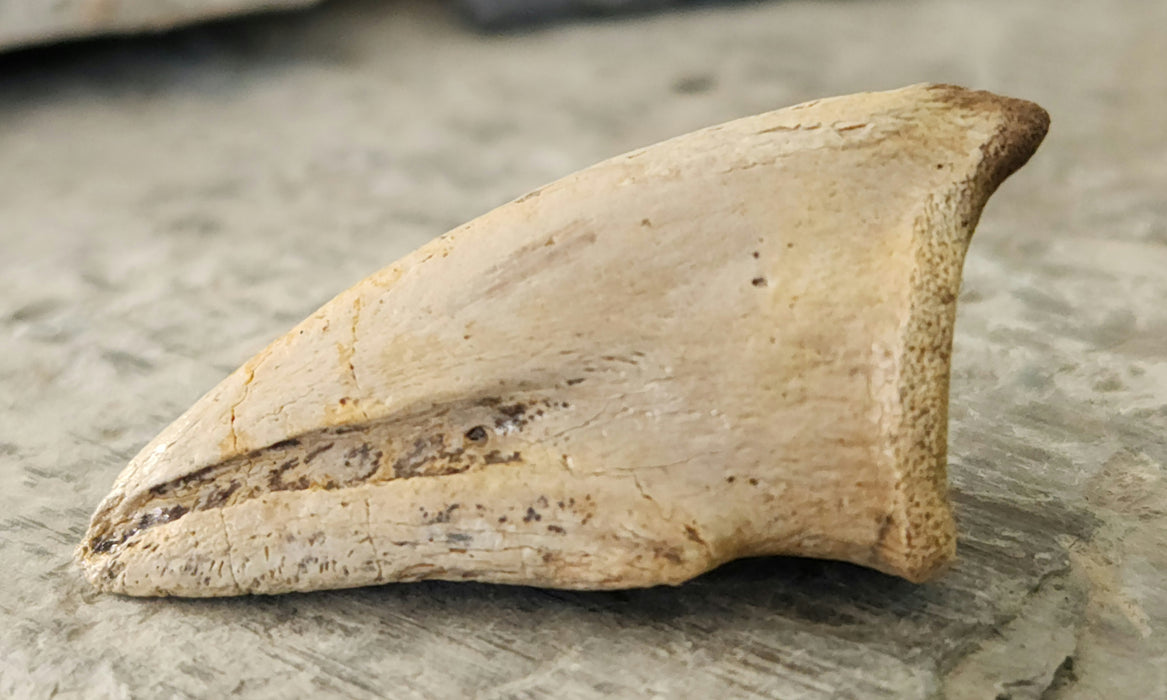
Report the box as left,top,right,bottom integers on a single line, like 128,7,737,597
1,0,1164,697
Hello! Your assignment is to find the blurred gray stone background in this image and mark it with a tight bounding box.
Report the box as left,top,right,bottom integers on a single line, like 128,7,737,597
1,0,1165,698
0,0,724,48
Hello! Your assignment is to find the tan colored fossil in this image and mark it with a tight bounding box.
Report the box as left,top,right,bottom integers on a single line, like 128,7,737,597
77,83,1049,597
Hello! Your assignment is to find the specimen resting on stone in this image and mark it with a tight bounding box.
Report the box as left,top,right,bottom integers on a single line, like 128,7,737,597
77,83,1050,597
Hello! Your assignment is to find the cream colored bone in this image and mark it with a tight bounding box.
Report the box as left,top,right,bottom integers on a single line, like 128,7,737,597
77,84,1049,597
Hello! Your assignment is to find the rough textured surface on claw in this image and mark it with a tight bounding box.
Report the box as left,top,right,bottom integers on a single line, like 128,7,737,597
77,83,1049,597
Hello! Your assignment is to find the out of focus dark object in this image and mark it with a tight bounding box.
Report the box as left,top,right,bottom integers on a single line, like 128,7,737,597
0,0,320,52
457,0,732,29
0,0,731,52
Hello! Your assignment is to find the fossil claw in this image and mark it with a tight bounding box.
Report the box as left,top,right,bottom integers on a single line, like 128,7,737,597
78,83,1048,596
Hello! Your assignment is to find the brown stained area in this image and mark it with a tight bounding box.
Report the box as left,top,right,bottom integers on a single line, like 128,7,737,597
684,525,707,545
655,546,684,565
421,504,461,525
391,436,462,478
84,395,567,556
926,84,1051,205
484,451,522,465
